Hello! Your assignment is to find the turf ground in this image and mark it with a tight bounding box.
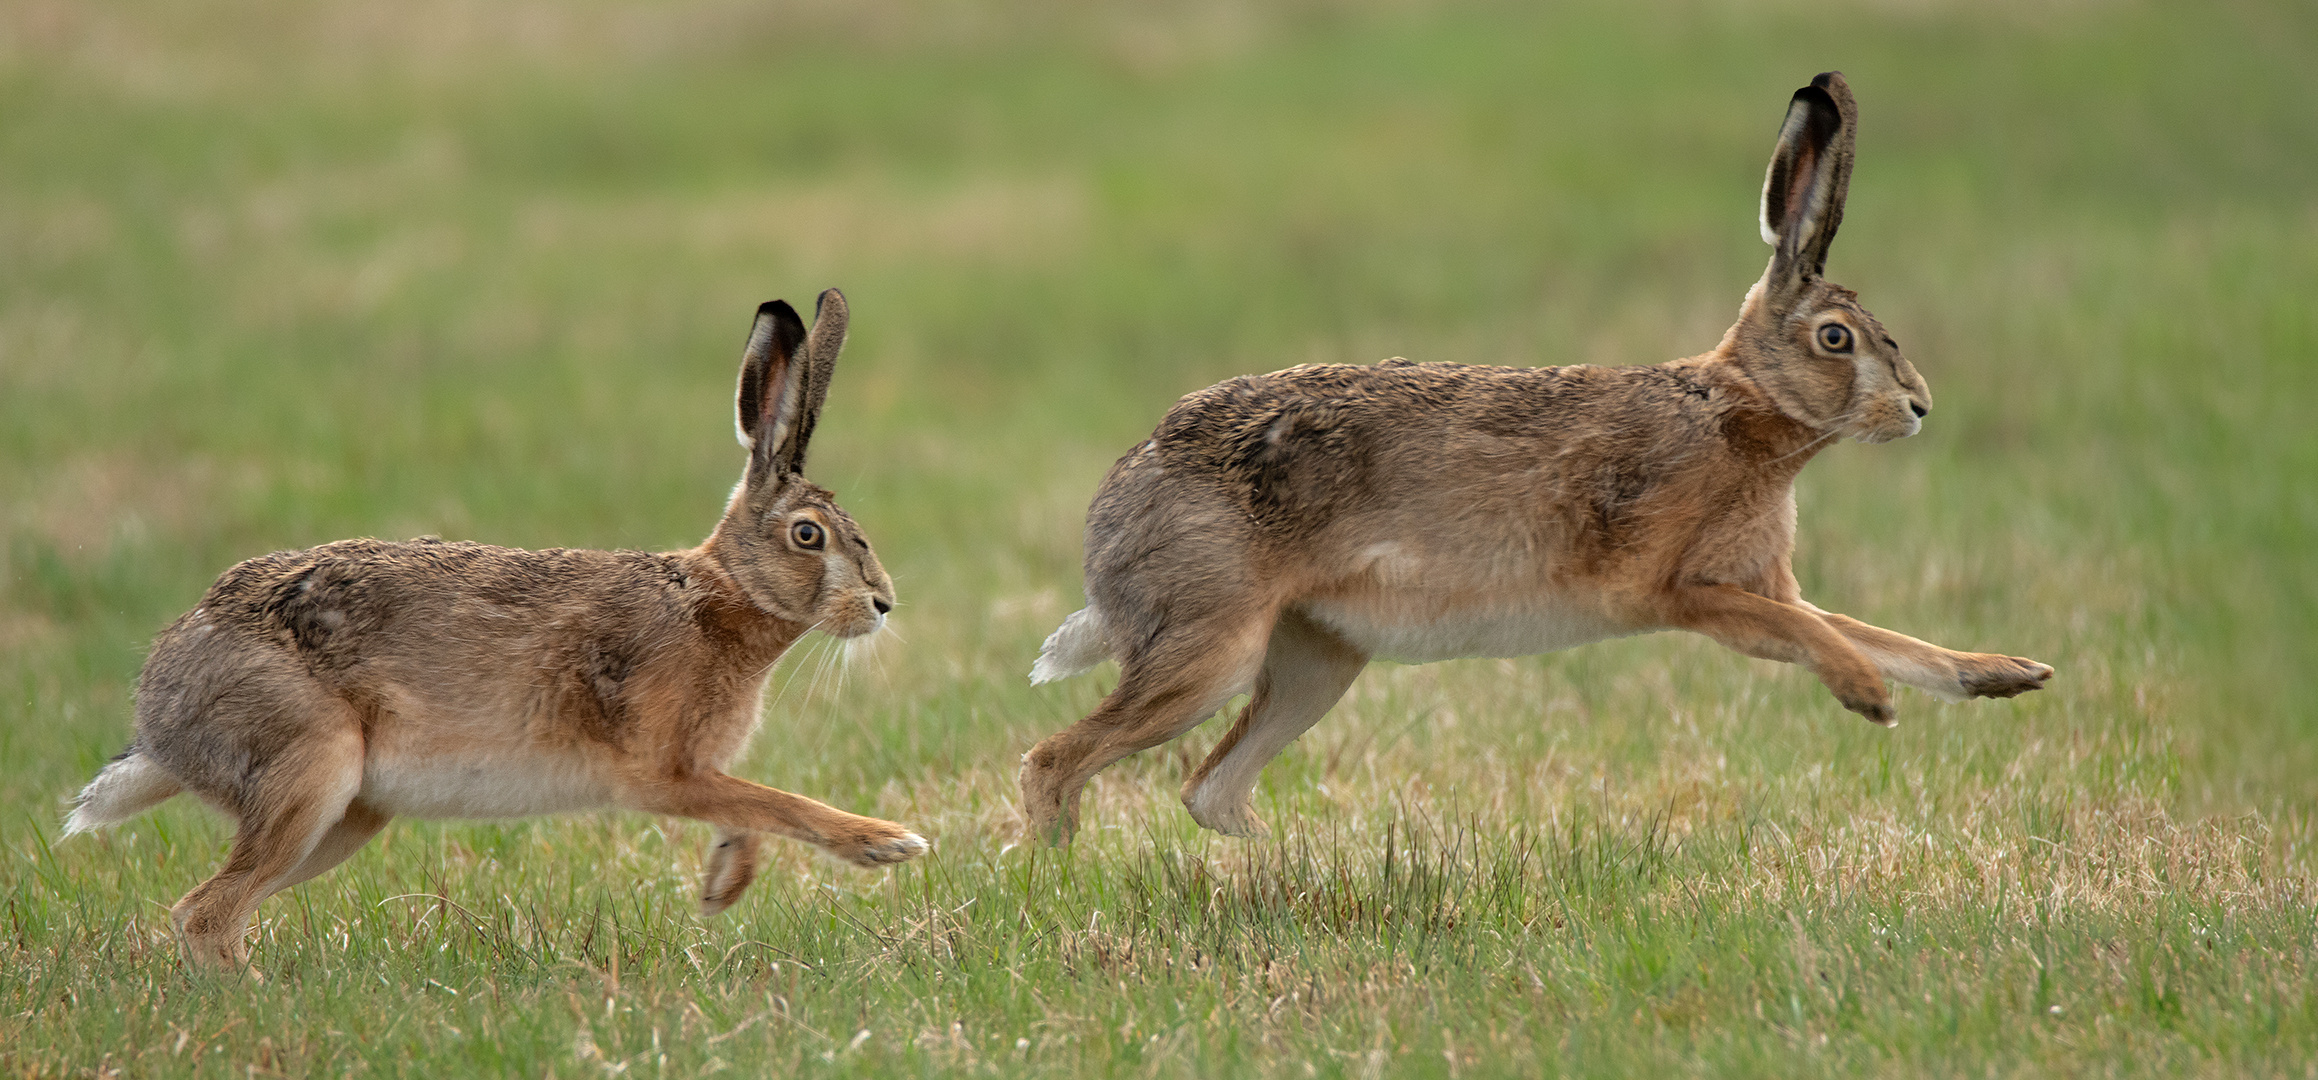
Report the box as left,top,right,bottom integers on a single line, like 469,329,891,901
4,0,2315,1075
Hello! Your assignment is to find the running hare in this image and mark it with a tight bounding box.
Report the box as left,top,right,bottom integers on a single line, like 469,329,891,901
66,290,927,971
1022,73,2052,843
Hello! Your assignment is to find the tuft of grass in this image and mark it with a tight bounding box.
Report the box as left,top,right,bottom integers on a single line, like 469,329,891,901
5,0,2315,1075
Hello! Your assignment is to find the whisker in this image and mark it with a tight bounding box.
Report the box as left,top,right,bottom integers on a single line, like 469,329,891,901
845,628,893,686
824,631,849,697
819,639,842,702
1766,413,1857,466
805,632,844,705
798,637,830,705
1767,428,1842,466
764,619,829,714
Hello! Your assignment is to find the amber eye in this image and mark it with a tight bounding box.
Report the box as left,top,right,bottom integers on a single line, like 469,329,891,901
789,520,825,550
1817,323,1854,352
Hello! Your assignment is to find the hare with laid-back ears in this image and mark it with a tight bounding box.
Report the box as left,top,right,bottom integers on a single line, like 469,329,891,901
65,289,927,972
1022,72,2053,844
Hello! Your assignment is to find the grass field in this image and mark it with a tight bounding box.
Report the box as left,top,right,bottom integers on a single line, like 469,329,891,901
5,0,2316,1074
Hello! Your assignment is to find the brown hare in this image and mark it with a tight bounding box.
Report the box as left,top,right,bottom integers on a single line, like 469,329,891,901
1022,72,2053,844
65,290,927,972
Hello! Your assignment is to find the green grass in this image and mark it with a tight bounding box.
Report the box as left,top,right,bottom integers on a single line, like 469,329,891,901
5,0,2316,1074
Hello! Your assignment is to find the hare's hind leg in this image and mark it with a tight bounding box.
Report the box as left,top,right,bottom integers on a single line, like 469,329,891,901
1019,607,1275,846
273,800,391,891
1180,610,1367,838
168,708,366,973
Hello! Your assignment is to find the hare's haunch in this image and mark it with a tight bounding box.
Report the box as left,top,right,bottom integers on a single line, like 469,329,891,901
66,291,927,973
1023,73,2052,845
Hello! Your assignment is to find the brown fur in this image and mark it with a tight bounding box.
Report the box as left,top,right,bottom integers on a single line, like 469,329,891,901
66,290,927,973
1022,72,2052,844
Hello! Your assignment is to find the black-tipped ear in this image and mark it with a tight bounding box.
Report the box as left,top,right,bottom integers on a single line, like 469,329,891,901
1759,71,1858,292
736,299,808,481
780,287,850,476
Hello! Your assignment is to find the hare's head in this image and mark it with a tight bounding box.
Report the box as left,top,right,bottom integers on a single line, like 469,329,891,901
712,290,895,639
1725,72,1931,445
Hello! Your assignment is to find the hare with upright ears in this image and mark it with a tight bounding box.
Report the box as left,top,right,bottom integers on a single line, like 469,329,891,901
1022,72,2053,844
65,290,927,972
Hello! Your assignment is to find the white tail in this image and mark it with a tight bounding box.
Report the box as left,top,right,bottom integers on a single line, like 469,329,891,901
1029,607,1112,685
64,750,182,836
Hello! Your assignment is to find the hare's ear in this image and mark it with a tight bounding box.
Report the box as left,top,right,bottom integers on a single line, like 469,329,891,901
780,288,850,477
1759,72,1858,297
737,299,809,482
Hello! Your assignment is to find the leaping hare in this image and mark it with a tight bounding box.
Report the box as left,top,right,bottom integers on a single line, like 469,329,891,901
65,290,928,971
1022,72,2052,844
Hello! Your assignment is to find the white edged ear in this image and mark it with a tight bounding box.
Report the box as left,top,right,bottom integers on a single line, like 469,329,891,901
1759,72,1858,290
735,299,809,480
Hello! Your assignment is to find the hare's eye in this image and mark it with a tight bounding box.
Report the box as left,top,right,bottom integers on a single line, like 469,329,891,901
789,521,825,550
1817,324,1853,352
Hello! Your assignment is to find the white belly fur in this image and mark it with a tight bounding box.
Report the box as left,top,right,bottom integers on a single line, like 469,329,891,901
361,754,613,819
1301,596,1633,664
353,682,624,820
1301,540,1640,663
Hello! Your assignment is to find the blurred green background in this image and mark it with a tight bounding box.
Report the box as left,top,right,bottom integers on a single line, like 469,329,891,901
4,0,2315,1075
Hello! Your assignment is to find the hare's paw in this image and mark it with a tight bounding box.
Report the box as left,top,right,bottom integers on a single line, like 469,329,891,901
176,938,258,977
1017,787,1081,848
1017,752,1086,848
829,821,928,868
1828,675,1897,726
699,832,763,916
1183,794,1270,839
171,911,258,976
1959,655,2054,699
1833,683,1896,725
864,829,931,865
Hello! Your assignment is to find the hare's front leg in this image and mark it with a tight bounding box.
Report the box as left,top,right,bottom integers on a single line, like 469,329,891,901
1180,611,1367,838
640,775,927,869
697,829,763,916
1660,584,1895,723
1801,605,2054,702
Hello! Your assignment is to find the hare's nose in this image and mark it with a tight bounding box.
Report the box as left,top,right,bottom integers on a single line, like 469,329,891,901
872,597,892,615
